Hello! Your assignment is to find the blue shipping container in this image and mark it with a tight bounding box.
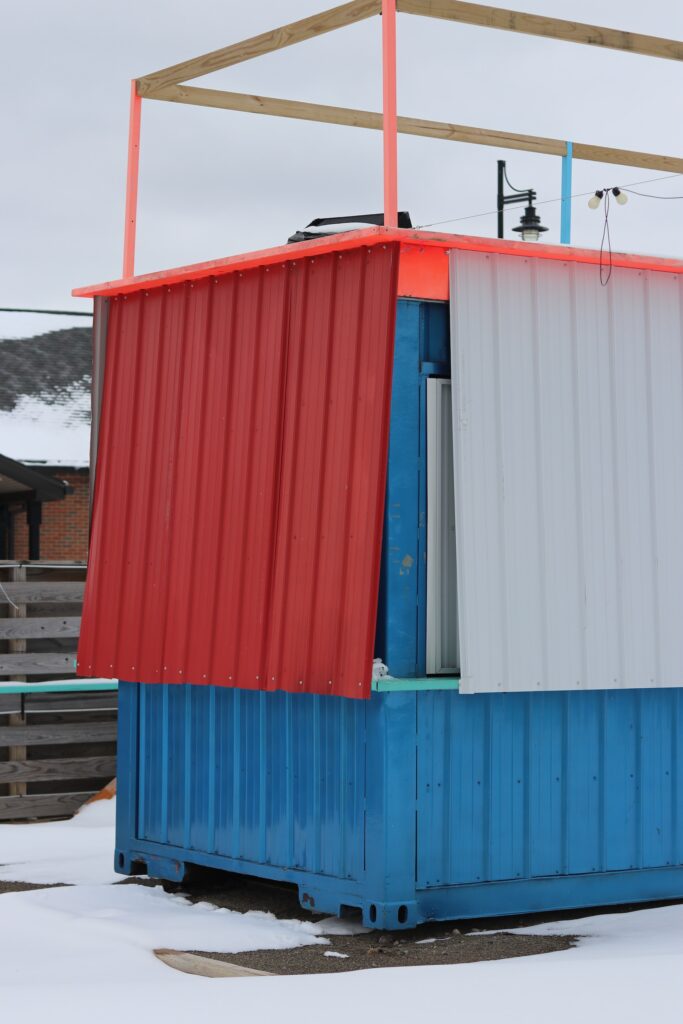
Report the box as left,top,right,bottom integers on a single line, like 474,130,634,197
116,682,683,928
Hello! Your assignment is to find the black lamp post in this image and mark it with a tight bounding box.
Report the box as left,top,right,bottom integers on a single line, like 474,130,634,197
497,160,548,242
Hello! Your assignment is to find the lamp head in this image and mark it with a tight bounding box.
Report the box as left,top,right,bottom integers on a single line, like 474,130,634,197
512,204,549,242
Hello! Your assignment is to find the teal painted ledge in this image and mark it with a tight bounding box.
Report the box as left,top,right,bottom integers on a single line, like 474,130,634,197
0,680,119,695
1,678,459,696
372,676,460,693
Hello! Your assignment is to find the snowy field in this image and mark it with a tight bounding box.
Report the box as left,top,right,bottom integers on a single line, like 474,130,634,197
1,801,682,1024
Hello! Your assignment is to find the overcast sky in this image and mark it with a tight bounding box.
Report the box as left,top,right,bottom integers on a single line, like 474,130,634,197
2,0,682,340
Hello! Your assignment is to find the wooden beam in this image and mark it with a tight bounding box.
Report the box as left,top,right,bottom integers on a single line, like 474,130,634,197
0,755,117,783
397,1,683,61
0,722,117,747
0,616,81,641
147,85,683,173
571,142,683,175
154,950,272,979
0,582,84,604
0,652,76,676
148,84,384,129
0,791,96,821
138,0,381,95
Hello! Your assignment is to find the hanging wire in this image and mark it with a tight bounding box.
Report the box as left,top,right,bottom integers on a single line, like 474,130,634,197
0,307,93,317
599,189,613,286
622,188,683,199
416,172,683,229
0,579,20,612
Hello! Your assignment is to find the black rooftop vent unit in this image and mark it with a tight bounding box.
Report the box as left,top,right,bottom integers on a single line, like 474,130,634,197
288,212,412,244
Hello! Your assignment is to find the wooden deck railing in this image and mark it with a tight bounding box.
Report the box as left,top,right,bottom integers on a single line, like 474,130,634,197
0,562,117,822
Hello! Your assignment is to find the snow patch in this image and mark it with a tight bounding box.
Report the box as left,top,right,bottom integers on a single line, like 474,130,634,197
0,797,118,885
0,388,90,465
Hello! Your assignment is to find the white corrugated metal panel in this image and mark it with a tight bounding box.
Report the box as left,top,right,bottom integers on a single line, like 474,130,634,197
426,378,459,674
450,250,683,693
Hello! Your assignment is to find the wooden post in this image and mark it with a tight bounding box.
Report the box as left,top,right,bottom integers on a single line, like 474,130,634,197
123,81,142,280
381,0,398,228
8,566,27,798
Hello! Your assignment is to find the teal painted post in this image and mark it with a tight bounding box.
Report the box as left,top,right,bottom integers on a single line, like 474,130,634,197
561,141,573,244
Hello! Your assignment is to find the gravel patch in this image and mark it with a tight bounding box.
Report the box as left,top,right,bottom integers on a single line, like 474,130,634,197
193,928,575,975
126,871,576,975
0,880,63,895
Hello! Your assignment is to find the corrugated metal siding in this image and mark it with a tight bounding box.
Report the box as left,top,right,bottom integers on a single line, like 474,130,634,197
417,688,683,888
134,683,366,879
79,244,399,699
450,251,683,693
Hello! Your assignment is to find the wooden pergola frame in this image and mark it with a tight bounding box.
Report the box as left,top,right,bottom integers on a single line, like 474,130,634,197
122,0,683,278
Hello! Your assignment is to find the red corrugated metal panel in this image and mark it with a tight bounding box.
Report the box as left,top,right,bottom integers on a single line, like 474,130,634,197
78,243,399,698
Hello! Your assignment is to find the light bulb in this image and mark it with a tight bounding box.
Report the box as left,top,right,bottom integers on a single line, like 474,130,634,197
588,192,603,210
613,188,628,205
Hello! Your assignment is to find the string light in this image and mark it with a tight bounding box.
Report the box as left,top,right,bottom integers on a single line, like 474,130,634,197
588,187,628,209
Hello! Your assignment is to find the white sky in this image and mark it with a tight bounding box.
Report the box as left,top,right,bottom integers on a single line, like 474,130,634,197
2,0,683,339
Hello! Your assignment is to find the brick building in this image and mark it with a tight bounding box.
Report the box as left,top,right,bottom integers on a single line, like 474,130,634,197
0,327,91,561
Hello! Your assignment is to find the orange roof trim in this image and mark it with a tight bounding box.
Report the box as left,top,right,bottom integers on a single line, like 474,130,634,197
74,228,683,302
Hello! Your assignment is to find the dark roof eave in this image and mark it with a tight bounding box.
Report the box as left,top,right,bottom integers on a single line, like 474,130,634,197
0,453,71,502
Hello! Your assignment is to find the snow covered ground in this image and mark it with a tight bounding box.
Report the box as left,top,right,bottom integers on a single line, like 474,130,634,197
0,799,119,885
1,800,683,1024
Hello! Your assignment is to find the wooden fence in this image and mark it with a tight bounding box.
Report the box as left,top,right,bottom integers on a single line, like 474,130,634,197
0,562,117,822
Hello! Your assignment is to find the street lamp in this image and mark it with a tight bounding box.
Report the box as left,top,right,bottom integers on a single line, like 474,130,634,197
497,160,548,242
